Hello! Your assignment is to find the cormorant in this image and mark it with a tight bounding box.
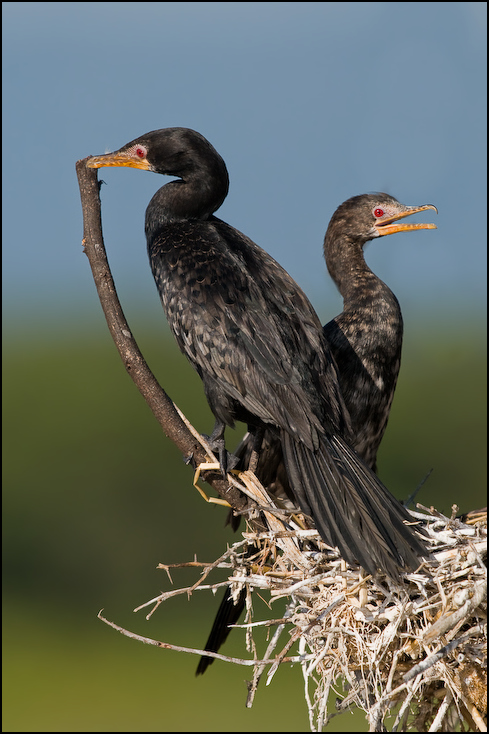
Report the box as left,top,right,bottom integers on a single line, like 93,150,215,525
87,129,433,656
237,193,438,483
197,193,437,674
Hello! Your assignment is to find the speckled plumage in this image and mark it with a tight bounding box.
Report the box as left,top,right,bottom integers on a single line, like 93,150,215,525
148,216,347,445
323,193,405,472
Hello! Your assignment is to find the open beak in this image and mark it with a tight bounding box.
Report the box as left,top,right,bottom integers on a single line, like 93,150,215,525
86,151,151,171
375,204,438,237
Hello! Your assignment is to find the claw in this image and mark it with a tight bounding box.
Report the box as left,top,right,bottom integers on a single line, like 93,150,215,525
192,462,232,507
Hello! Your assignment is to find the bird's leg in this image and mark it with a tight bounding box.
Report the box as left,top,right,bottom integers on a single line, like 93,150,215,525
204,419,239,477
247,426,265,475
208,419,229,476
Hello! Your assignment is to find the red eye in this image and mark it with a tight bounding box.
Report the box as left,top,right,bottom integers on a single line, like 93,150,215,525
374,208,384,218
135,146,146,158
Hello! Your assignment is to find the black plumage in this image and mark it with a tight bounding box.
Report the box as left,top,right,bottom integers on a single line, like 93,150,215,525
197,193,437,673
87,131,434,669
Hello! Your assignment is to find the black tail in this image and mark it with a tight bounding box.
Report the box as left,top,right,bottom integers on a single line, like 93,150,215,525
196,586,246,675
281,431,430,580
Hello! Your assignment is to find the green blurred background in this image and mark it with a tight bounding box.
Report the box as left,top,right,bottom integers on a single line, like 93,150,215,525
3,3,486,730
3,314,486,732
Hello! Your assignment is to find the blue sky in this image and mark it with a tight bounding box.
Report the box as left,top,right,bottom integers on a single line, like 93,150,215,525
3,2,487,332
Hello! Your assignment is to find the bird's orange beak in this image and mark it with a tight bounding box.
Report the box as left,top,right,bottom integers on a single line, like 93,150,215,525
375,204,438,237
86,151,151,171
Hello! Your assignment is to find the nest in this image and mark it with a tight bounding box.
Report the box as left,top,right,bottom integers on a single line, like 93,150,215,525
100,469,487,732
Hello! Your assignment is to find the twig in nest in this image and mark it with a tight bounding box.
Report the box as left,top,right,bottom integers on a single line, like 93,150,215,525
97,609,314,668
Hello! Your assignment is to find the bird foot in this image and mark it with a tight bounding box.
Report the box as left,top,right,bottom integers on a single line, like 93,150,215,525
201,433,239,477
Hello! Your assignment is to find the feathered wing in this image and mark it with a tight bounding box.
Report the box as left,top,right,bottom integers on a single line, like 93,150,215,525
150,217,350,441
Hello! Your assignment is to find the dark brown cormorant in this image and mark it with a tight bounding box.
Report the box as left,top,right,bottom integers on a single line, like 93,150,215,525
197,193,437,674
237,193,438,481
87,129,432,662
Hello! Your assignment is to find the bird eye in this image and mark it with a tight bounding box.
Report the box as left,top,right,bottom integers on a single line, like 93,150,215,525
373,208,384,218
135,146,146,158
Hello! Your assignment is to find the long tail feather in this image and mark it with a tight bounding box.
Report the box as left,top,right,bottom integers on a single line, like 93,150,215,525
281,431,430,580
196,586,246,675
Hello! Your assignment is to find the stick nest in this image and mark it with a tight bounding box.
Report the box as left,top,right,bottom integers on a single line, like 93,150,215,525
111,469,487,732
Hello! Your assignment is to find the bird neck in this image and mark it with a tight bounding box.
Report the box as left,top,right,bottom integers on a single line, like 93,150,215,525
145,168,229,238
325,234,395,312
